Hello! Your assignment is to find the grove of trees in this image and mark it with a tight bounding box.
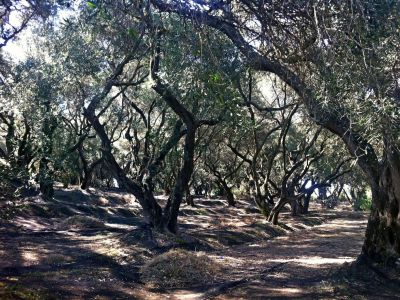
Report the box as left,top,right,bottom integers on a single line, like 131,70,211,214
1,0,399,266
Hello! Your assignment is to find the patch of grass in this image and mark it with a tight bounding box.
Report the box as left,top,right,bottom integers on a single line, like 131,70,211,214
0,282,54,300
57,215,106,230
251,222,287,237
215,230,257,246
299,216,325,226
42,254,73,265
140,249,222,288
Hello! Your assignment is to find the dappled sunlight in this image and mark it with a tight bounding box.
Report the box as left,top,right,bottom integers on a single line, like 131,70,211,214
0,1,397,299
21,251,40,265
170,291,204,300
268,256,356,266
318,220,367,228
0,190,370,299
210,255,247,268
263,287,304,295
13,217,50,231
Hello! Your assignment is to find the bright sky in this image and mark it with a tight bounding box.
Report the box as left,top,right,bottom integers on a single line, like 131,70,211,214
3,34,29,62
3,7,76,62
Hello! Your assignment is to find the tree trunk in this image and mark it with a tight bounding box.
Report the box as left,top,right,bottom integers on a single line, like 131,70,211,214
318,186,327,201
163,126,196,233
78,145,91,190
80,173,91,190
249,178,269,215
268,197,287,225
251,166,266,208
362,154,400,263
80,158,102,190
164,186,171,196
185,184,195,206
39,103,56,201
302,193,312,214
225,187,236,207
290,199,299,216
204,182,210,198
220,180,235,207
213,174,236,206
350,188,362,211
85,110,164,229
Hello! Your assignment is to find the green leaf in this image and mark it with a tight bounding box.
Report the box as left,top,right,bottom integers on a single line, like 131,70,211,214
128,28,138,39
87,1,96,9
210,73,221,83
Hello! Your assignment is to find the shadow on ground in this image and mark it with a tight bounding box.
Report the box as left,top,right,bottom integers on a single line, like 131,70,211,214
1,187,390,299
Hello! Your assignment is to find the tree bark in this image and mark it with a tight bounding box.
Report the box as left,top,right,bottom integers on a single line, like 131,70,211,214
78,144,103,190
362,151,400,263
224,184,236,207
39,102,56,201
218,180,236,207
268,197,287,225
84,109,164,228
163,126,196,232
302,193,312,214
185,184,195,206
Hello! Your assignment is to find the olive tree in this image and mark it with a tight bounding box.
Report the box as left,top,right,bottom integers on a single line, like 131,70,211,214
153,0,400,263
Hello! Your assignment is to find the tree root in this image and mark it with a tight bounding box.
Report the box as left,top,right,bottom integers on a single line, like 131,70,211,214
202,262,288,299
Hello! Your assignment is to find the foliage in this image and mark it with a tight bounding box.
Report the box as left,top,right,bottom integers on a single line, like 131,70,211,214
359,194,373,211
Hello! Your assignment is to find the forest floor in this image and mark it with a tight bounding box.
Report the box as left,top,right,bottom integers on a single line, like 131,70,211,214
0,187,399,299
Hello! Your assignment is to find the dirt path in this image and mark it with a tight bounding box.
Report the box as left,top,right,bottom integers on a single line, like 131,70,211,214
166,211,369,300
1,192,383,299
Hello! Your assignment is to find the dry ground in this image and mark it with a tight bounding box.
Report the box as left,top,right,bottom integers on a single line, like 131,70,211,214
0,187,397,299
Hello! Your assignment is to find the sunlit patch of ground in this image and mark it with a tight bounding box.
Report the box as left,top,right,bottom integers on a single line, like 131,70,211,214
268,256,356,266
209,211,371,300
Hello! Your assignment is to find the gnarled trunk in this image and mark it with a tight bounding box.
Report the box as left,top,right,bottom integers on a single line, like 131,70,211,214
163,126,196,233
224,185,236,207
185,184,195,206
268,197,289,225
302,193,312,214
219,180,235,207
39,103,56,201
362,152,400,263
85,109,164,229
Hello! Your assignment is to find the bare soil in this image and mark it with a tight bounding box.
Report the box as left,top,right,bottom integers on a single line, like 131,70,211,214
0,187,397,299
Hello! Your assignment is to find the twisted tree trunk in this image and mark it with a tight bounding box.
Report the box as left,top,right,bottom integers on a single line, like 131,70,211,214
39,102,56,201
362,150,400,263
163,126,196,232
